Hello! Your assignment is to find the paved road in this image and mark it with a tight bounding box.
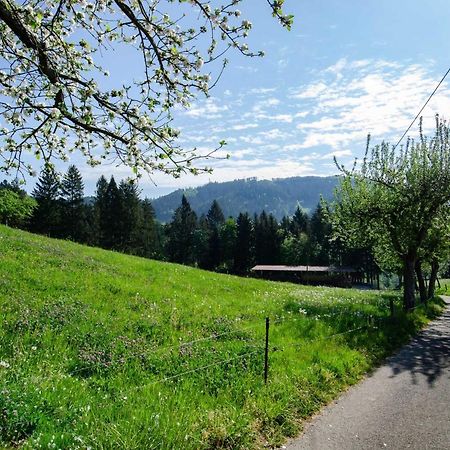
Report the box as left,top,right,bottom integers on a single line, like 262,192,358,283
286,297,450,450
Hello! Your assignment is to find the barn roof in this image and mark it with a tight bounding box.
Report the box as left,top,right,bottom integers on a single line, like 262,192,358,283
251,265,357,273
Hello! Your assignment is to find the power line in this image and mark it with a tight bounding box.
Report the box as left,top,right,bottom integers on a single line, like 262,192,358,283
393,66,450,150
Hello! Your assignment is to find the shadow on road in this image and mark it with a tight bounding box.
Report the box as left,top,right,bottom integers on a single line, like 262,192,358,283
388,309,450,387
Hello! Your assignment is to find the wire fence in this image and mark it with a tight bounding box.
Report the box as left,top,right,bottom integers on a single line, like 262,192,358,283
142,349,262,389
75,296,424,391
122,316,382,395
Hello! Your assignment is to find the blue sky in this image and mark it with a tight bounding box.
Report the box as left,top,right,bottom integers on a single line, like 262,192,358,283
13,0,450,197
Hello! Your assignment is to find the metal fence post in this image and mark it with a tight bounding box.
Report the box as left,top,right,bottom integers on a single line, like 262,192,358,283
264,317,270,384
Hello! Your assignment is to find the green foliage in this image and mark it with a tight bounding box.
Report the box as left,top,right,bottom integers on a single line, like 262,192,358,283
60,165,88,242
234,212,254,274
118,179,142,252
98,176,122,249
219,218,237,272
206,199,225,228
136,198,162,259
254,211,281,264
93,175,109,245
30,164,61,236
201,200,226,270
290,206,309,235
281,233,310,266
0,189,36,227
165,195,198,264
331,118,450,308
0,226,442,449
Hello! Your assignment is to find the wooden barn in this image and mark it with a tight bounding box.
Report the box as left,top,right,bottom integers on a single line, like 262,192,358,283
251,265,365,288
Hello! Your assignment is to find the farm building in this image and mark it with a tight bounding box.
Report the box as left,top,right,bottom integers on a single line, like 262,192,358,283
251,265,366,288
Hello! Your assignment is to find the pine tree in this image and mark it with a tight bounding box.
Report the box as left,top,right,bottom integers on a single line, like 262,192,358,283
60,165,87,241
118,180,141,252
233,212,254,274
254,211,281,264
165,195,197,265
203,200,226,270
137,198,161,258
219,218,237,272
310,203,331,265
290,206,309,236
205,227,221,270
206,199,225,229
31,164,61,236
194,214,210,268
93,176,108,246
95,176,122,249
105,177,123,249
266,213,281,263
279,215,292,239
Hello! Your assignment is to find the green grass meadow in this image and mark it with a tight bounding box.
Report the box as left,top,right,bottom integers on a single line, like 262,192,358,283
0,225,444,449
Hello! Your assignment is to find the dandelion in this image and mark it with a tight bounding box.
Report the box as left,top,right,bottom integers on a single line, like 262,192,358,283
0,360,10,368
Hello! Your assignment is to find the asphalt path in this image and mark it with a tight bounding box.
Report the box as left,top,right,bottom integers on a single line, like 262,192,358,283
285,296,450,450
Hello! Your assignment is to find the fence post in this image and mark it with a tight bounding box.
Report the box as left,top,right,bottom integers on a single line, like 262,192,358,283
264,317,270,384
389,298,394,317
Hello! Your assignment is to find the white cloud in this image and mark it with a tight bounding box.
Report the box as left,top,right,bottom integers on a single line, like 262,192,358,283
324,58,348,79
249,87,277,95
231,123,259,131
252,97,281,113
320,149,353,160
259,113,294,123
240,135,266,146
291,82,328,99
292,59,450,151
266,98,281,107
283,143,306,152
184,97,228,119
258,128,286,140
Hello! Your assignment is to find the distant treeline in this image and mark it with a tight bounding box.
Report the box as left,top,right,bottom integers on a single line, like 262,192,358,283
151,175,339,222
0,165,374,276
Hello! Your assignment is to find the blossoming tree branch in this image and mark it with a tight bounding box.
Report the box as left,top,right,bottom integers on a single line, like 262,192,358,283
0,0,293,178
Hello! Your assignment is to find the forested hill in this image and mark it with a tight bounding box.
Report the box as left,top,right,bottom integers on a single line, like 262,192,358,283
152,176,339,222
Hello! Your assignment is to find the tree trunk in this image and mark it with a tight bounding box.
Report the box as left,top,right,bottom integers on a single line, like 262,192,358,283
428,258,439,300
403,257,416,310
415,261,427,303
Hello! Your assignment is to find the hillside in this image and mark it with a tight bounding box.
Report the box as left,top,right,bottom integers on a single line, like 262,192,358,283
152,175,339,222
0,226,441,449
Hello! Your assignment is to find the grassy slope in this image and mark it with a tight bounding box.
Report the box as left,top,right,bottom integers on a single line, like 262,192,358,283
0,226,444,449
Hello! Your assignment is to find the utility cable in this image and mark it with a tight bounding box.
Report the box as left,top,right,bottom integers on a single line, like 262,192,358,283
393,66,450,149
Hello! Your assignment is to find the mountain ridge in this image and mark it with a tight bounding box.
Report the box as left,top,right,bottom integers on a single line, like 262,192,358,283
152,175,340,222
